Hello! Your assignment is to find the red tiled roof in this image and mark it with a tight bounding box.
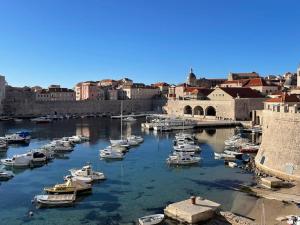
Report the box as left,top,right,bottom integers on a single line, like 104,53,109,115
184,87,213,96
244,78,272,87
265,93,300,103
219,87,264,98
222,79,249,86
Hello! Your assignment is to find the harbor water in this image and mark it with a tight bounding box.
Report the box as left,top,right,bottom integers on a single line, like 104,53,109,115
0,118,257,225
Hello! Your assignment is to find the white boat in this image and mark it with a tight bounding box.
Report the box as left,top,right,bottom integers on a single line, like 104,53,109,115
127,135,144,143
105,145,127,153
100,149,124,159
173,143,200,152
69,164,105,183
138,214,164,225
1,153,33,167
287,216,300,225
166,153,200,165
14,118,23,122
224,150,243,157
214,152,236,161
123,116,137,122
33,193,76,208
31,116,52,123
5,131,31,144
0,171,14,181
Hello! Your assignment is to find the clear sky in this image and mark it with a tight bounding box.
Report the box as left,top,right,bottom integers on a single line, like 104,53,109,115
1,0,300,88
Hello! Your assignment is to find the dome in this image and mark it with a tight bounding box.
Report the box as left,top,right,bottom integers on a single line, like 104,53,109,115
186,68,196,86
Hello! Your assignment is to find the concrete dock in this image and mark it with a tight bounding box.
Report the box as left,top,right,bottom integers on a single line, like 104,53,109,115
164,196,221,224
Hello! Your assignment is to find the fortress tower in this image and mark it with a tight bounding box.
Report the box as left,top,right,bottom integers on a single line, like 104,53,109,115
255,104,300,180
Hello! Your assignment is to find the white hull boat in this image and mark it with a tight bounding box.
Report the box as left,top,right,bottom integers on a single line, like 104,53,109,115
167,153,200,165
69,165,105,183
5,132,31,144
34,193,76,208
0,171,14,181
123,116,136,122
138,214,164,225
100,149,124,159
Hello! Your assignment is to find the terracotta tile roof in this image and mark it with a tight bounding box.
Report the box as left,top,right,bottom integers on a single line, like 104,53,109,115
244,78,271,87
219,87,264,98
265,93,300,103
222,79,249,86
184,87,213,96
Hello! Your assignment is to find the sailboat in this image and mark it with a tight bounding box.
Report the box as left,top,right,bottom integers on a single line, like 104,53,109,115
110,101,129,147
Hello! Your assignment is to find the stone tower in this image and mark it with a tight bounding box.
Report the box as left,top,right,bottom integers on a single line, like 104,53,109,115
186,68,197,86
255,105,300,180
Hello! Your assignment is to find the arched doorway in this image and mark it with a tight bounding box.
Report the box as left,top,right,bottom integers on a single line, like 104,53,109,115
206,106,216,116
193,106,204,116
183,105,192,115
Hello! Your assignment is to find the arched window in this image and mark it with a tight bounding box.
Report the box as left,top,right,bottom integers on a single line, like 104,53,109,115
206,106,216,116
194,106,204,115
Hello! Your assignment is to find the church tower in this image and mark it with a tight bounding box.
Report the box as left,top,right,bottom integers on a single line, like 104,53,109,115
186,68,197,86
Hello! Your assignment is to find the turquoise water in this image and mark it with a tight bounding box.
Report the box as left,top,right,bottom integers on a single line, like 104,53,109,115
0,118,255,225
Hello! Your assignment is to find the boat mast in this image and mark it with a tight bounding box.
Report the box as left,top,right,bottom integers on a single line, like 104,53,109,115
121,101,123,140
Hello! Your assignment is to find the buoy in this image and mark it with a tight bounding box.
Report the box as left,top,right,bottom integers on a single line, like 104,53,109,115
28,211,34,217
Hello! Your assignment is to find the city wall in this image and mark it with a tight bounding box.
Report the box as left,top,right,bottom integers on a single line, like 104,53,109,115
4,99,166,116
255,107,300,181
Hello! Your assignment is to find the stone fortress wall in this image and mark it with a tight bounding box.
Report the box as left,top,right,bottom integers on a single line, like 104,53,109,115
3,99,166,116
255,104,300,180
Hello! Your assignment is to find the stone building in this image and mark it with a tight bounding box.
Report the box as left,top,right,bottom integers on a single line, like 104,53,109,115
75,81,105,100
255,102,300,181
122,84,160,99
151,82,170,95
186,68,226,88
165,87,265,121
35,85,75,101
227,72,259,81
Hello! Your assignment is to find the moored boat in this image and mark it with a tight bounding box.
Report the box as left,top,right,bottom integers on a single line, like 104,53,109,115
44,177,92,195
100,149,124,159
5,131,31,144
0,171,14,181
166,153,200,165
69,164,105,183
138,214,164,225
33,193,76,208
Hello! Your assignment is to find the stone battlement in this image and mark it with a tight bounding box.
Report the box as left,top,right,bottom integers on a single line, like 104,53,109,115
264,103,300,114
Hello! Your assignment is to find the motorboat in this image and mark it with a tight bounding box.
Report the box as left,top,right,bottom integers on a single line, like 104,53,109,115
0,171,14,181
173,143,201,152
100,149,124,159
33,193,76,208
123,116,137,122
138,214,165,225
5,131,31,144
226,161,238,168
1,153,33,167
224,150,243,158
14,118,23,122
31,116,52,123
44,177,92,195
69,164,105,183
166,153,201,165
44,141,74,153
110,139,130,148
105,145,127,153
127,135,144,143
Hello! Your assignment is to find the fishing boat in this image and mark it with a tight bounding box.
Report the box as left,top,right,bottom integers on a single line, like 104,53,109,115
166,153,201,165
138,214,165,225
0,171,14,181
227,161,237,168
123,116,136,122
69,164,105,183
44,177,92,195
33,193,76,208
5,131,31,144
100,149,124,159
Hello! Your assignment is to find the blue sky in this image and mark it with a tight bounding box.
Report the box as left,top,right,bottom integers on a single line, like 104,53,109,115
1,0,300,88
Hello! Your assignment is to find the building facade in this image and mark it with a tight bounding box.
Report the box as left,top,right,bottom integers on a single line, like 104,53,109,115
36,85,75,101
